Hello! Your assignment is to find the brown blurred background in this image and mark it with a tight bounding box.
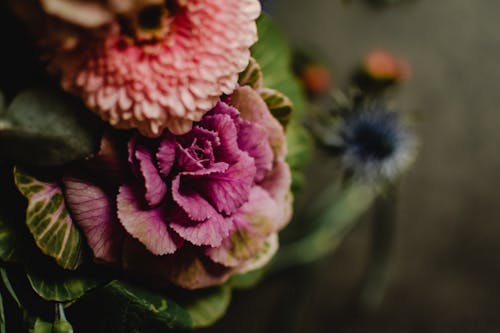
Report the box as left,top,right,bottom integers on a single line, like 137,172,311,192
203,1,500,332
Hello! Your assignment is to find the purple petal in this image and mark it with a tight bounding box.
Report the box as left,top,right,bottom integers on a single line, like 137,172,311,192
117,185,182,255
197,152,256,215
63,177,124,264
171,162,229,222
168,207,233,247
135,144,167,207
205,186,279,267
200,113,242,163
231,86,287,158
237,121,273,182
206,100,240,121
156,135,176,177
176,143,207,172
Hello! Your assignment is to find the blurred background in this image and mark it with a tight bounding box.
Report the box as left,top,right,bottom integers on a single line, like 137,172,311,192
203,0,500,332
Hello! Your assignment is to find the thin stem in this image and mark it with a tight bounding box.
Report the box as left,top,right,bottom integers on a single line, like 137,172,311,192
358,184,398,311
271,182,377,273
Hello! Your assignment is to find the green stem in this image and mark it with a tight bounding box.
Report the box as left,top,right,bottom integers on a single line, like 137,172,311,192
358,184,398,311
271,182,377,273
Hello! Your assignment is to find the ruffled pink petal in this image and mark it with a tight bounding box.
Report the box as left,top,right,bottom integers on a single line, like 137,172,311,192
200,112,240,162
63,177,124,264
117,185,182,255
156,135,176,177
237,121,273,182
231,86,287,158
168,207,233,248
260,161,293,230
134,144,167,207
197,153,256,215
171,162,229,222
205,186,280,267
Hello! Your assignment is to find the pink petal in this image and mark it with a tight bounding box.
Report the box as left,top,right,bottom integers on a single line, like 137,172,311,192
200,112,242,163
231,86,287,158
63,177,124,264
205,187,280,267
135,144,167,207
156,135,176,177
171,162,229,222
197,153,256,215
117,185,182,255
237,121,273,182
168,207,233,248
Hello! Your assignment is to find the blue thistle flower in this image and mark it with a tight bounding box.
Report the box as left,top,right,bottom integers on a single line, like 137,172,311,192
340,107,417,182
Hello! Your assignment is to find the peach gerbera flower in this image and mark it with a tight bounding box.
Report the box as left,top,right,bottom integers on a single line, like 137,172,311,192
47,0,261,136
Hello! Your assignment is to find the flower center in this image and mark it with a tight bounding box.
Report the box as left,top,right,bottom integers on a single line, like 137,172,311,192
353,124,396,160
137,5,165,31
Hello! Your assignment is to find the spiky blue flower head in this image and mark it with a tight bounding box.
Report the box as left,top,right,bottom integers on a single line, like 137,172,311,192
340,107,417,182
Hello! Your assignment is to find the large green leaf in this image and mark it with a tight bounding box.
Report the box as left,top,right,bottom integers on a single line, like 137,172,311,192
0,88,101,167
181,286,231,329
87,281,193,332
14,168,83,270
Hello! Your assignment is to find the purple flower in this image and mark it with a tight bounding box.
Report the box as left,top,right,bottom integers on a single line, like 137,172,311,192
62,86,292,289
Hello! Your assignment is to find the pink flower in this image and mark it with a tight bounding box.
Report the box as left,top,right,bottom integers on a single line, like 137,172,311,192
63,86,292,289
49,0,261,137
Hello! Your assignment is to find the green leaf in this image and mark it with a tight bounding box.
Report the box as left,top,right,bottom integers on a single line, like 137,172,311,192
0,88,101,167
26,267,101,302
286,122,314,193
252,15,313,192
87,280,193,332
30,319,53,333
228,268,265,290
260,88,293,128
0,207,21,263
182,286,231,329
252,15,305,116
14,168,83,270
239,57,264,89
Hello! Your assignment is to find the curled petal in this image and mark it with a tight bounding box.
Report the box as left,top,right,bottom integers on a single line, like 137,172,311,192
117,185,182,255
206,187,280,267
63,177,124,264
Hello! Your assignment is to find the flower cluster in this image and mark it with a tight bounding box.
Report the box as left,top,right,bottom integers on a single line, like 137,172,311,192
63,86,292,289
6,0,293,290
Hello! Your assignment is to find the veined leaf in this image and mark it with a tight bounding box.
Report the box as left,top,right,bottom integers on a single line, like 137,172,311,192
260,88,293,128
239,57,264,89
14,168,83,270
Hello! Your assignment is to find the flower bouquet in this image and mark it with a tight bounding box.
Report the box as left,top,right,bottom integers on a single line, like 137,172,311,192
0,1,417,332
